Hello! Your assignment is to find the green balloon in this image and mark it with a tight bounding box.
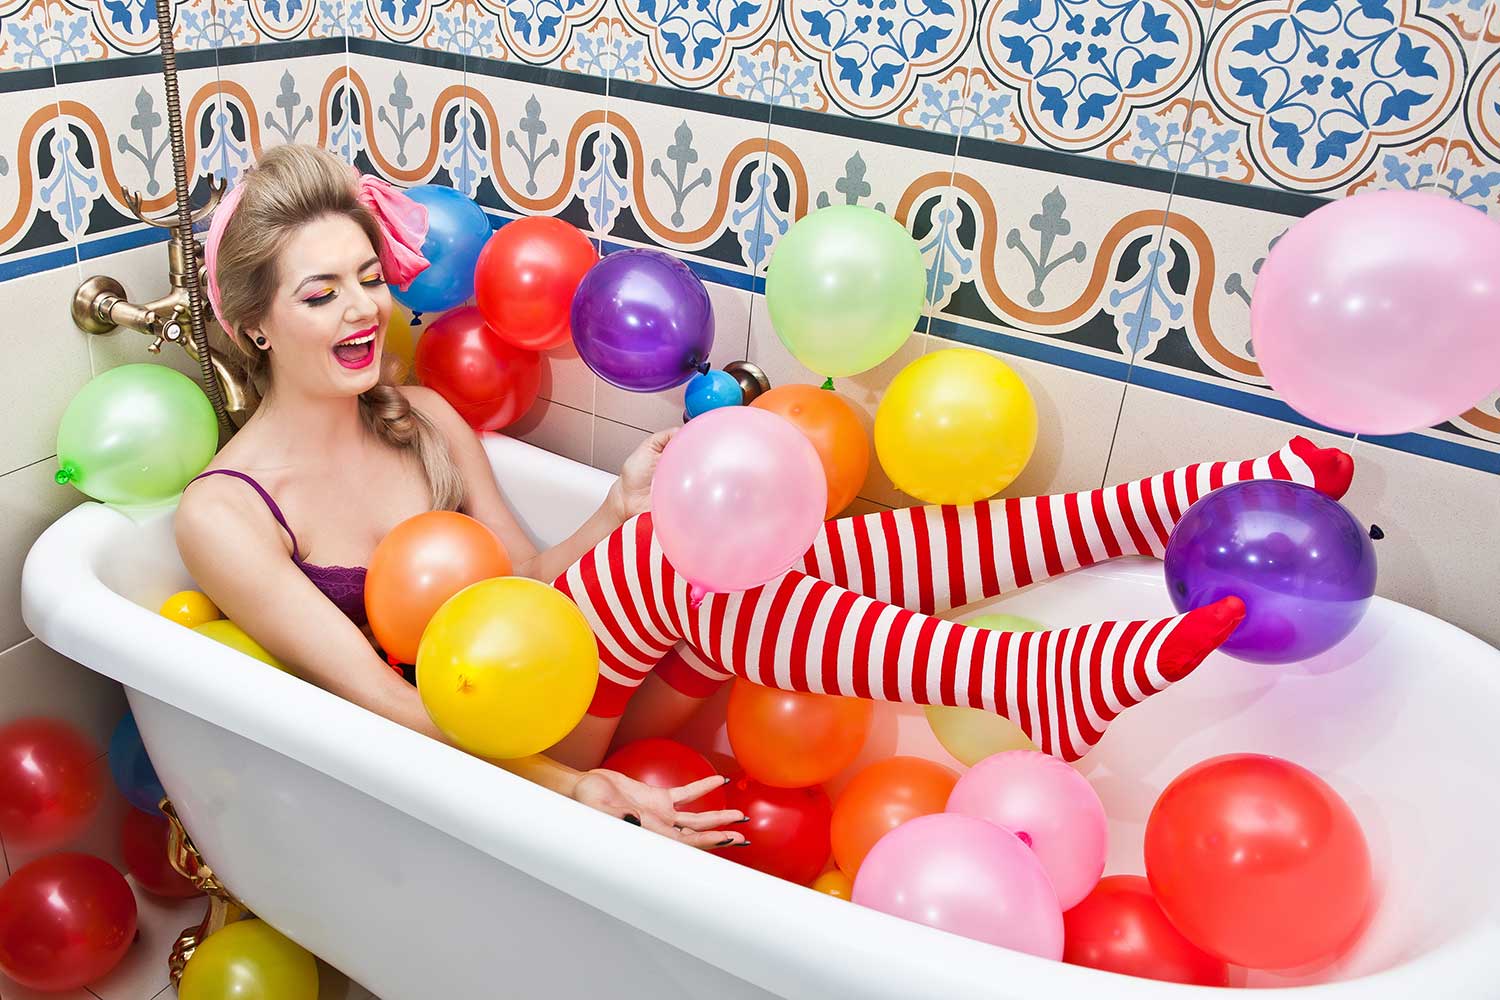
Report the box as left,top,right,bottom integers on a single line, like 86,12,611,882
765,205,926,379
967,613,1045,633
56,364,218,505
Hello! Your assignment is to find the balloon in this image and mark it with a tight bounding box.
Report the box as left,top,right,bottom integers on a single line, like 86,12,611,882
392,184,491,314
722,777,832,885
417,578,599,759
831,756,958,878
683,369,743,419
415,306,543,431
726,680,873,788
945,750,1107,910
1165,481,1376,664
159,589,221,628
750,385,870,518
178,918,318,1000
196,620,289,672
109,711,165,814
812,869,853,900
56,364,218,505
383,304,418,381
1063,875,1229,987
1145,753,1372,970
476,216,598,350
924,614,1041,764
0,718,103,849
365,511,512,665
601,738,726,812
852,814,1063,959
1251,189,1500,435
651,406,826,597
570,249,714,392
765,205,925,378
875,348,1037,504
121,807,203,898
0,853,137,991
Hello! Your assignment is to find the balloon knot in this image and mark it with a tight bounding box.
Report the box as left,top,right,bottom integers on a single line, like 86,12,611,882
688,584,708,610
820,377,834,391
1369,524,1385,541
55,463,77,486
410,312,423,327
695,361,711,375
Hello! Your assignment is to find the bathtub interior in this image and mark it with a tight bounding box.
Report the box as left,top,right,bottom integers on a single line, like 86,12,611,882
81,436,1500,991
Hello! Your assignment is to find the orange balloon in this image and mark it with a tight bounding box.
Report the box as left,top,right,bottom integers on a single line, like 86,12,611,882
365,512,512,664
727,680,873,789
831,756,958,879
751,384,870,518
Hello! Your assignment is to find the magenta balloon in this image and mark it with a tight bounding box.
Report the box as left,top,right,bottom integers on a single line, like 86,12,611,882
852,813,1064,959
650,407,826,597
1252,190,1500,435
945,750,1107,910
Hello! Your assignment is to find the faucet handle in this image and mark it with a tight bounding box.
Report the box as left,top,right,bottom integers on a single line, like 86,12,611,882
123,175,227,230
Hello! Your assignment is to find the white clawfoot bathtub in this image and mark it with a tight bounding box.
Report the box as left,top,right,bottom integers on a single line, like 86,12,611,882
20,435,1500,999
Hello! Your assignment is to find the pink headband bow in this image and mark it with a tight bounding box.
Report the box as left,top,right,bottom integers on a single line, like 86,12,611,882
203,168,431,340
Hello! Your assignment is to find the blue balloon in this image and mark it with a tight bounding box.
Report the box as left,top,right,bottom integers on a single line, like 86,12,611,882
392,185,492,314
109,712,164,814
684,369,743,419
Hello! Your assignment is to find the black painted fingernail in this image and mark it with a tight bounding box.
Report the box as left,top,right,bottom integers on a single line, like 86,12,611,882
622,813,641,826
736,816,752,823
722,775,733,785
716,837,734,847
735,840,753,847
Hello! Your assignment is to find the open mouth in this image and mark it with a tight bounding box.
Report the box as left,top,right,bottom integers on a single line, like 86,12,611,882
333,326,378,370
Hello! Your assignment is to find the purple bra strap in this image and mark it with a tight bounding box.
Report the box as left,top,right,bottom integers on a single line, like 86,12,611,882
188,469,302,562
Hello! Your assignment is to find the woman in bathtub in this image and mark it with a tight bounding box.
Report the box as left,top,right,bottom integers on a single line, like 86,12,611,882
178,144,1355,848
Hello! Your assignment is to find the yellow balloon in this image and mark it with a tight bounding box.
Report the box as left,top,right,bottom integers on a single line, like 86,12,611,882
812,869,854,900
874,348,1038,504
384,305,417,382
924,614,1043,765
417,578,599,759
179,919,318,1000
195,620,289,672
159,589,221,628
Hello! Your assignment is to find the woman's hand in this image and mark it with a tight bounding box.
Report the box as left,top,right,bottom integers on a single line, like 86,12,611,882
572,769,750,850
611,429,677,521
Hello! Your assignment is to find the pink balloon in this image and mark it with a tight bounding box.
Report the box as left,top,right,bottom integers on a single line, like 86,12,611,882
945,750,1107,910
852,813,1063,959
1252,190,1500,435
651,406,827,597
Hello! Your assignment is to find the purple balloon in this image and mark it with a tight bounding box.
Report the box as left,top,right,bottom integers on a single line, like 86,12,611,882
570,249,714,392
1164,481,1376,664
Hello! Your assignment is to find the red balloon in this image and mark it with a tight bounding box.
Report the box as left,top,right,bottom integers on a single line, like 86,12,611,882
1063,875,1229,986
722,778,831,886
0,853,137,990
1145,754,1372,970
475,216,599,351
601,738,726,812
0,718,103,851
120,808,203,899
415,306,542,430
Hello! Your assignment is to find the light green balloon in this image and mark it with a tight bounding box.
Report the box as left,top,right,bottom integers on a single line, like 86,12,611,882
924,613,1046,765
765,205,926,379
964,613,1045,634
56,363,218,505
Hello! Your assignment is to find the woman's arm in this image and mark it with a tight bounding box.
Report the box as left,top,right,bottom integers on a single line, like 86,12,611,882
405,386,673,583
175,478,744,846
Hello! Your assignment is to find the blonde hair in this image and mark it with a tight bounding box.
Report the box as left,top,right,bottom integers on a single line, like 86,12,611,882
212,144,464,511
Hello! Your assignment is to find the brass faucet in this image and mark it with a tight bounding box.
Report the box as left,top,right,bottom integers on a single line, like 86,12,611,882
70,181,260,428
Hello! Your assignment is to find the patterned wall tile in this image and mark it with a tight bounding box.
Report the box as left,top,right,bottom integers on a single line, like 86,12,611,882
0,89,76,258
464,0,612,77
2,0,60,69
42,0,228,60
608,0,777,91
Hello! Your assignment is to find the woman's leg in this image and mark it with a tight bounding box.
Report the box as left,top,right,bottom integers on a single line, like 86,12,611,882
555,514,1246,762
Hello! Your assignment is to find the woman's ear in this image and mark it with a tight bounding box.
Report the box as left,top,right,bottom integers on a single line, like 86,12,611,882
246,329,270,350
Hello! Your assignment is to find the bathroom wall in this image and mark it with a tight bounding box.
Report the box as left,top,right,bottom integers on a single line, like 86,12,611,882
0,1,1496,989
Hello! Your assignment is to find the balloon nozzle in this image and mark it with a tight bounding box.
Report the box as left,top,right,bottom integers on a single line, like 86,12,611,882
410,311,423,327
55,463,77,486
1369,524,1385,541
695,361,711,375
820,377,834,391
689,585,707,609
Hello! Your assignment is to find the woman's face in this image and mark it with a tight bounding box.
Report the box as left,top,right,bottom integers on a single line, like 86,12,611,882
250,213,393,400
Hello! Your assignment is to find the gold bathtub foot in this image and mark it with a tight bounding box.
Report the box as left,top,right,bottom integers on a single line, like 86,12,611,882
161,799,253,986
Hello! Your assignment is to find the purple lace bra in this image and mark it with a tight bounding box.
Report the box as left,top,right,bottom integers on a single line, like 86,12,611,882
187,470,369,626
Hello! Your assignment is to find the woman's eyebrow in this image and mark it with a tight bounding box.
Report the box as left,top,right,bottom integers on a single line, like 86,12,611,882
293,257,382,292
